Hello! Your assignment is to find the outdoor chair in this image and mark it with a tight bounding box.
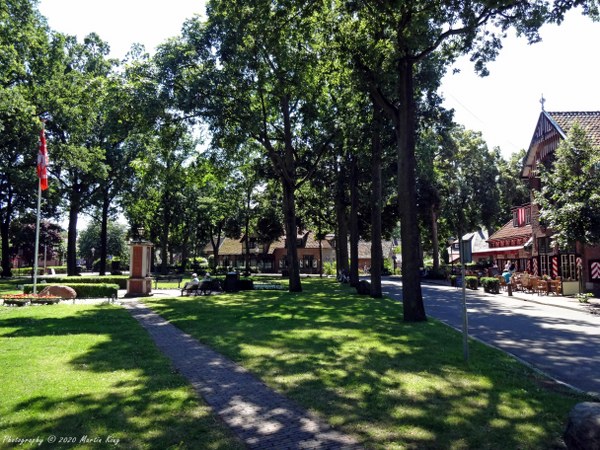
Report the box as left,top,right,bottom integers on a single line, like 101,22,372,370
497,275,507,291
533,279,548,295
549,280,562,295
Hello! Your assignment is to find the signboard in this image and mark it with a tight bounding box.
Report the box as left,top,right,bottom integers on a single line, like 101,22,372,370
460,240,472,264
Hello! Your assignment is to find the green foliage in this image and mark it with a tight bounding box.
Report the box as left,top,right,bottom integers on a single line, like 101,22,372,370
0,305,244,449
322,261,336,276
536,123,600,247
439,126,502,236
78,221,128,261
37,275,128,289
480,277,500,294
464,275,479,290
143,278,589,449
24,283,119,298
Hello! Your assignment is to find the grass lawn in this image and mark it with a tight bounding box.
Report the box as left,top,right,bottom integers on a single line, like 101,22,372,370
0,304,244,450
0,278,27,295
144,278,590,450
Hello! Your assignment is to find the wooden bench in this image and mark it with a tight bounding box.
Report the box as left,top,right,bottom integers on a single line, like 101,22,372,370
153,275,183,289
181,280,222,296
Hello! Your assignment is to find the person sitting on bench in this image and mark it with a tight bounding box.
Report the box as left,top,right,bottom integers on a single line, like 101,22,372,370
181,273,200,296
199,272,212,295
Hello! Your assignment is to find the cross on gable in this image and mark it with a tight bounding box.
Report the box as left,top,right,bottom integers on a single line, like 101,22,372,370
540,94,546,111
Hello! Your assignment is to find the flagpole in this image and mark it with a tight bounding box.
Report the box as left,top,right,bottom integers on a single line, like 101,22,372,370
33,180,42,294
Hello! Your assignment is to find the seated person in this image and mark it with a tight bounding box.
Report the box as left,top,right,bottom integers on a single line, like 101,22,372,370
181,273,200,295
199,272,212,295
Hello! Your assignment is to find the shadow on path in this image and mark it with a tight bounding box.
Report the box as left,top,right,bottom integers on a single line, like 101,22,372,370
124,300,363,450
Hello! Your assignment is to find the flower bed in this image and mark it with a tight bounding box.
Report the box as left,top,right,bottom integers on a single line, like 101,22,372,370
2,293,61,307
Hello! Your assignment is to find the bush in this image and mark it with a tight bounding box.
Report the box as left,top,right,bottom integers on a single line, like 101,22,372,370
24,283,119,298
36,275,128,289
465,276,479,290
423,268,448,280
323,261,336,276
480,277,500,294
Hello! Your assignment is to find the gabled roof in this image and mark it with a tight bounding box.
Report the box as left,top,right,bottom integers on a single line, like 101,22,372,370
353,240,395,259
488,220,532,242
523,111,600,178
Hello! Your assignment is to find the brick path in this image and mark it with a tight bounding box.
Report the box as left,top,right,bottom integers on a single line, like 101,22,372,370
123,301,363,450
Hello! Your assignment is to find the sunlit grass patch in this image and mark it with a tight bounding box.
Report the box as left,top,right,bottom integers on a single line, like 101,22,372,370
144,277,590,449
0,304,243,449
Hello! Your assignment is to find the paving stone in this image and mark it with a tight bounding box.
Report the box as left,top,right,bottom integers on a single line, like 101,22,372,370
124,301,363,450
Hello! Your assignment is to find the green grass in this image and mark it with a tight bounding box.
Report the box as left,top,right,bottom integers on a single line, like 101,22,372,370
144,278,589,450
0,304,244,450
0,278,26,295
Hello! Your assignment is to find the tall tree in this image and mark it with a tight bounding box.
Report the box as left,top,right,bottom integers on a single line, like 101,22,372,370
0,0,50,276
339,0,596,321
165,2,337,291
439,126,501,244
41,33,114,275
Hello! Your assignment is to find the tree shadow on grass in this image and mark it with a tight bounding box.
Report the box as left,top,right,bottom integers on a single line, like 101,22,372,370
145,280,588,450
0,306,244,449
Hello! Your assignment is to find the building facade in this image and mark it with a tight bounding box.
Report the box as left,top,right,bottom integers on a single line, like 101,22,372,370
518,110,600,291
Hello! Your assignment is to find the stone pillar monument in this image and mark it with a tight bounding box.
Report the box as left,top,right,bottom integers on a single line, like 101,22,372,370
126,240,153,297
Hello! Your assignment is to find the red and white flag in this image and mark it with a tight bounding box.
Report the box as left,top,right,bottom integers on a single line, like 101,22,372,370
37,128,48,191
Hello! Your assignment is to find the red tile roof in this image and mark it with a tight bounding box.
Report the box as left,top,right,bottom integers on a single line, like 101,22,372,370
488,220,532,242
547,111,600,146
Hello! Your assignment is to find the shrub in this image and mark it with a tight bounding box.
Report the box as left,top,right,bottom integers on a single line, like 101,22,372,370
464,276,479,290
423,268,448,280
480,277,500,294
24,283,119,298
36,275,128,289
323,262,336,276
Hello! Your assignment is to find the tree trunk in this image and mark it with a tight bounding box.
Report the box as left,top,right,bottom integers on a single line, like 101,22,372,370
99,188,110,276
283,179,302,292
66,188,81,276
396,60,426,322
370,105,383,298
431,205,440,272
210,226,222,270
1,186,13,277
335,157,349,277
160,212,169,275
349,154,359,287
245,188,251,274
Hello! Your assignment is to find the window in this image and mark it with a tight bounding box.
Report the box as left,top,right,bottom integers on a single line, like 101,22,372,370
537,237,551,254
561,254,578,280
513,211,518,227
525,207,531,225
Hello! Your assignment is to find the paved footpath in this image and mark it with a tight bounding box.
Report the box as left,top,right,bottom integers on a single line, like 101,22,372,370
123,300,362,450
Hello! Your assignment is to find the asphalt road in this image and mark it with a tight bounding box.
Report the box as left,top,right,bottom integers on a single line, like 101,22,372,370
381,279,600,397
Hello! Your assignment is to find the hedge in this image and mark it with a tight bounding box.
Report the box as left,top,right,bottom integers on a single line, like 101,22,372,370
36,276,128,289
24,283,119,298
480,277,500,294
464,276,479,290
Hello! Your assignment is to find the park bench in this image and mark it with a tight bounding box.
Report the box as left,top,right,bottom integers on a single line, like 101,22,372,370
181,279,222,296
153,275,183,289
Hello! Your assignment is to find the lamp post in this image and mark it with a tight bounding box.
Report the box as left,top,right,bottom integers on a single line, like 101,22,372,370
91,247,95,272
